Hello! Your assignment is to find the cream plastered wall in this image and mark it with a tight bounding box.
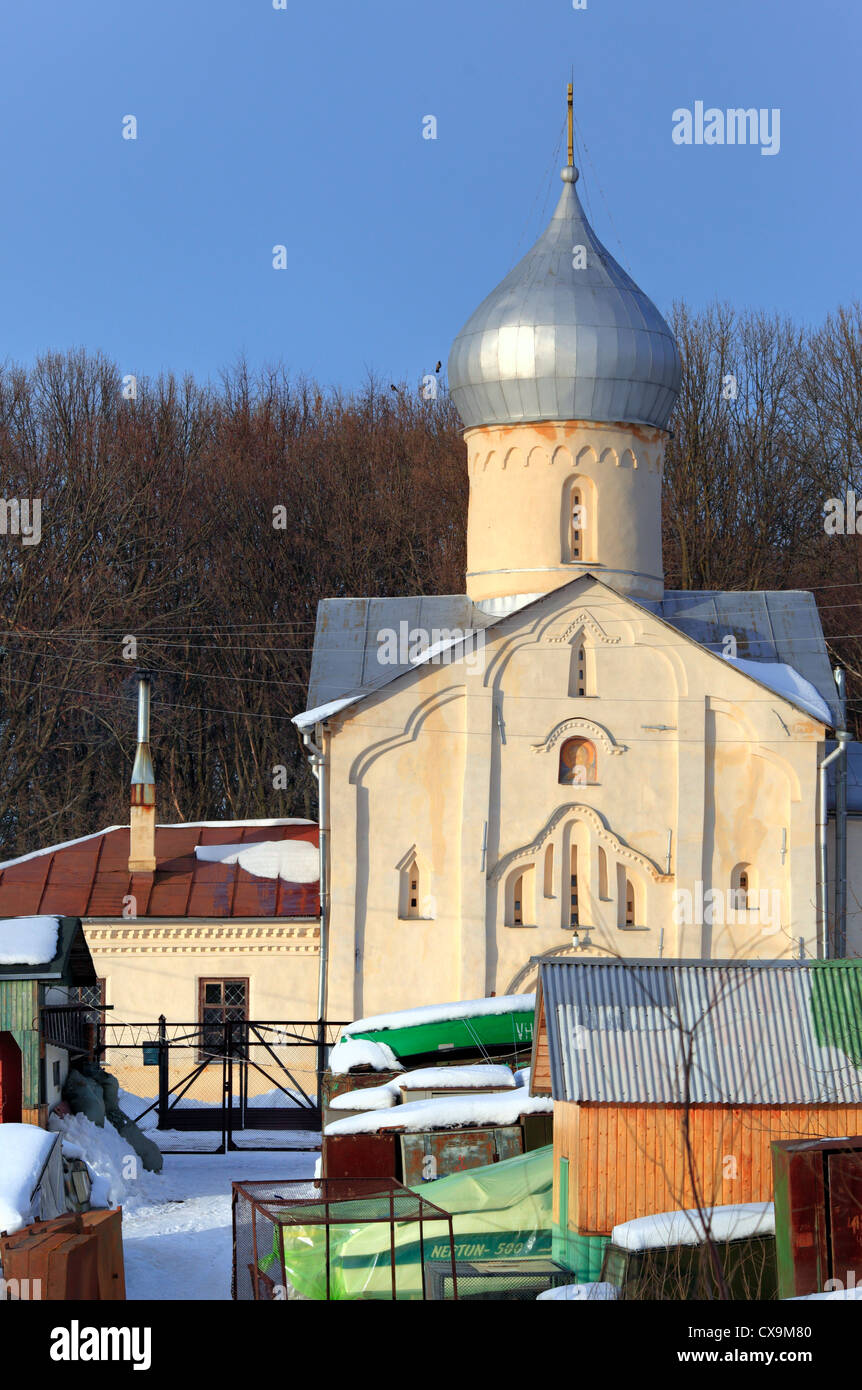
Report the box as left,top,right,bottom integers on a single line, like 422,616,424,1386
82,920,321,1025
464,421,666,604
323,576,824,1019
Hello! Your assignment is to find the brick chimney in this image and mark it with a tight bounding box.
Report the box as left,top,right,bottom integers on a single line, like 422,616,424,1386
129,675,156,873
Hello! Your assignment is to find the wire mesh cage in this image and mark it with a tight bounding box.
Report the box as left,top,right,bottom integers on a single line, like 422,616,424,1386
424,1257,573,1301
232,1178,458,1301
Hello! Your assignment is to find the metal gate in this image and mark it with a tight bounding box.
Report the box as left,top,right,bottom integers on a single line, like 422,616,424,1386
100,1017,345,1154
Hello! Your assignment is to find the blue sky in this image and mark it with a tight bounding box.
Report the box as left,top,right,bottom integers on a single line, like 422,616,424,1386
0,0,857,391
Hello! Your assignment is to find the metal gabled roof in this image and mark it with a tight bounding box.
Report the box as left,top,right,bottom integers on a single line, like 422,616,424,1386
305,594,500,713
448,166,681,432
538,958,862,1106
301,580,838,732
649,589,842,728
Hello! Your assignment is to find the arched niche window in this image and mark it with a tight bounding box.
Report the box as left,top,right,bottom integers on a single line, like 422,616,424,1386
568,846,580,929
562,475,596,564
543,843,555,898
598,847,609,900
559,737,597,786
507,864,535,928
398,848,433,920
568,634,594,697
731,862,755,911
617,865,644,929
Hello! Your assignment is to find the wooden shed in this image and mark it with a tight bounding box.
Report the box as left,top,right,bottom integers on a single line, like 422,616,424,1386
0,915,97,1127
530,957,862,1279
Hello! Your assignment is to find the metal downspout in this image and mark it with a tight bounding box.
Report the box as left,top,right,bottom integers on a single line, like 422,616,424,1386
818,738,846,959
833,668,851,958
303,725,329,1099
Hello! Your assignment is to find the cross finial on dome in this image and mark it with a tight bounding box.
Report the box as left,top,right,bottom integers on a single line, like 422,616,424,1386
565,82,579,183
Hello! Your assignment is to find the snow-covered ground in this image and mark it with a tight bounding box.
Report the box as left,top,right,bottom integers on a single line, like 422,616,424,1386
122,1135,319,1300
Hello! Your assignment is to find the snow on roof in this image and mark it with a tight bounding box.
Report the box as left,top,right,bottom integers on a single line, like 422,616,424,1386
537,1282,619,1301
0,1124,59,1233
0,819,314,873
329,1063,516,1110
194,839,318,883
341,993,535,1037
611,1202,775,1252
293,695,364,731
788,1287,862,1300
328,1037,403,1075
324,1087,552,1135
0,915,60,966
398,1064,515,1091
329,1082,398,1111
722,656,833,726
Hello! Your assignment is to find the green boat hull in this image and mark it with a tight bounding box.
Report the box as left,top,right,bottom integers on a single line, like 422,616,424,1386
346,1009,533,1061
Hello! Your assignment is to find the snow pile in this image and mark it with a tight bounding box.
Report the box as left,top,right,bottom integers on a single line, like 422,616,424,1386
514,1066,532,1089
0,915,59,966
50,1111,158,1213
325,1088,552,1135
194,839,318,883
721,656,833,726
611,1201,775,1252
329,1082,397,1112
117,1090,158,1130
537,1282,619,1301
328,1037,402,1075
0,1125,59,1233
398,1064,515,1092
341,993,535,1038
788,1287,862,1300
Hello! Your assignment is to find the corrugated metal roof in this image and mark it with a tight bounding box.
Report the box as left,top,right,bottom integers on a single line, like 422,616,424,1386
0,823,319,920
538,959,862,1106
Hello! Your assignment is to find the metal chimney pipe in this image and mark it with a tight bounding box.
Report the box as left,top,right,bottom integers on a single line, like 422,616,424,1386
129,675,156,873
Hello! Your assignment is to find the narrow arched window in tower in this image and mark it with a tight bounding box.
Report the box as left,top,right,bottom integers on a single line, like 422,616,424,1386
568,636,593,697
571,488,582,560
559,737,597,786
569,846,580,928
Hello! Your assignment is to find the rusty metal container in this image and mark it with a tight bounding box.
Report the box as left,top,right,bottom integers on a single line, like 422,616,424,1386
0,1206,125,1300
772,1135,862,1298
321,1132,399,1196
401,1125,523,1185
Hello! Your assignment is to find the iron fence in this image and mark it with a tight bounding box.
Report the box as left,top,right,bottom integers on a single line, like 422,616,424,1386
99,1017,346,1153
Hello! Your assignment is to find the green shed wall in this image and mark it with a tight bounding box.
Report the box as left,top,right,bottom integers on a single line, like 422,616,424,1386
0,980,41,1107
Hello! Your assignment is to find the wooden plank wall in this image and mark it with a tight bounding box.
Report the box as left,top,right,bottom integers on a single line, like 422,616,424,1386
0,980,40,1108
530,989,552,1096
554,1101,862,1235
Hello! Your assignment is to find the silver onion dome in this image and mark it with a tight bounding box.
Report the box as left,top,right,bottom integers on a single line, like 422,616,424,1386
448,164,681,431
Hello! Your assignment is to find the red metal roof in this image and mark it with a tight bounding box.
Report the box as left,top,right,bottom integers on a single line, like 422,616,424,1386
0,822,320,920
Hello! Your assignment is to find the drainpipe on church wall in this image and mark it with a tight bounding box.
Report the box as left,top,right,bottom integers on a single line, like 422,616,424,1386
818,723,848,959
302,725,329,1099
833,668,850,958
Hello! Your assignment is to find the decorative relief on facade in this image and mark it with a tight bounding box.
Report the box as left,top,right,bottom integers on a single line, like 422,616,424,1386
532,717,626,757
547,610,621,646
83,923,319,956
489,803,671,884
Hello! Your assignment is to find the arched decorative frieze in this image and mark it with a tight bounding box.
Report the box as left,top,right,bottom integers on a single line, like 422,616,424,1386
489,803,672,885
481,450,498,473
527,445,546,469
532,716,627,757
599,446,618,468
546,610,622,646
503,445,525,469
575,444,597,469
553,444,575,469
619,447,637,469
348,686,463,785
